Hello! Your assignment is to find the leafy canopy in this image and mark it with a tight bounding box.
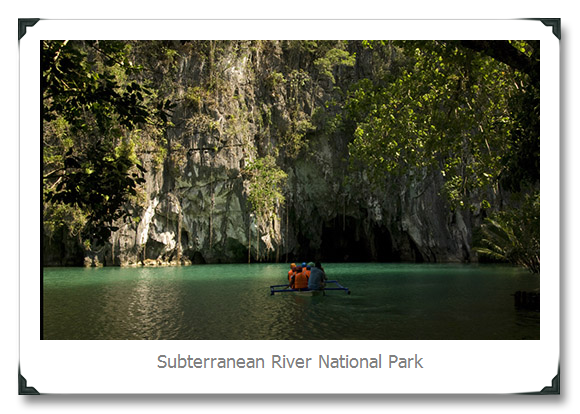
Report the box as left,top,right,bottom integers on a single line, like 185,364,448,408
43,40,174,244
345,40,538,211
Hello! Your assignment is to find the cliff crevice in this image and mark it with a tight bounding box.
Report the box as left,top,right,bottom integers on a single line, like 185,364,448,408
43,40,495,267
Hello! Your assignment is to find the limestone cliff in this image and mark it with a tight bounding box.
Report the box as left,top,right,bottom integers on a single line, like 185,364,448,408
43,41,483,267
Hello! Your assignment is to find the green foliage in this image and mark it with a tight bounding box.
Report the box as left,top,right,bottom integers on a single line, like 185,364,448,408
473,192,540,273
314,47,356,84
44,140,147,241
341,40,540,271
43,202,88,241
242,156,288,222
345,40,536,210
184,86,206,110
282,118,316,159
266,71,287,90
42,41,172,133
42,40,174,246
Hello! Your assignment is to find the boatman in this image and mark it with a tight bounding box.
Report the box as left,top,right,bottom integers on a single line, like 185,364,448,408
308,262,327,291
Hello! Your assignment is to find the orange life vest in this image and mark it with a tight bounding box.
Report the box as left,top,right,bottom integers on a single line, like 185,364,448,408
293,269,309,289
288,264,296,281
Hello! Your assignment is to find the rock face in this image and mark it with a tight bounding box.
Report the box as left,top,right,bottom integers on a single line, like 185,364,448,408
43,41,482,267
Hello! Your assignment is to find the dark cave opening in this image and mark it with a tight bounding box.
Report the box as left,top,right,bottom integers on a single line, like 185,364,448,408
318,216,396,262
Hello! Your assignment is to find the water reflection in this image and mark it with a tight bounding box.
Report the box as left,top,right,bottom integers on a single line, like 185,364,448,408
43,263,540,340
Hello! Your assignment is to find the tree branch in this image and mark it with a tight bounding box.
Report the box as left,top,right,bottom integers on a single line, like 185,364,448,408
459,41,537,78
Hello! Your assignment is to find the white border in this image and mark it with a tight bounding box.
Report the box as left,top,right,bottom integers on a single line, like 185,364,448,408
20,19,559,394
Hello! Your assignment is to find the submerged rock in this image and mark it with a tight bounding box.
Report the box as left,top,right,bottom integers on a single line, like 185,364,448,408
514,290,540,311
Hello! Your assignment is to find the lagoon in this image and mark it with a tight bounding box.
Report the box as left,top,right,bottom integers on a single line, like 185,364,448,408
42,263,540,340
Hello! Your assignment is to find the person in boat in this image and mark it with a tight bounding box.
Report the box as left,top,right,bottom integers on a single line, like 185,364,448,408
303,262,311,279
288,263,297,281
288,265,309,291
307,262,327,291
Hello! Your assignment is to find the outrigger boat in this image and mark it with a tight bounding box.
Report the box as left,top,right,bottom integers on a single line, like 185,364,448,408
269,280,351,296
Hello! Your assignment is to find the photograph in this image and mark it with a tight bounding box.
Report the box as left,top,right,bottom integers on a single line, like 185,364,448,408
41,39,541,341
12,14,564,397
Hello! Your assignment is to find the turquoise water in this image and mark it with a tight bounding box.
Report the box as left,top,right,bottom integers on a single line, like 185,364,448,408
42,263,540,340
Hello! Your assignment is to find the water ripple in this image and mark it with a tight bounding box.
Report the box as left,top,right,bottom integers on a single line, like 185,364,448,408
43,263,540,340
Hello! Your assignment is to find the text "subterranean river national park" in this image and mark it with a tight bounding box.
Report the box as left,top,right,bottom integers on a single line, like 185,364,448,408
157,354,424,369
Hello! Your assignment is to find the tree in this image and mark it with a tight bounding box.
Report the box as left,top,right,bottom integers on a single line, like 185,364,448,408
473,193,540,273
345,40,538,210
343,40,540,271
460,40,540,191
42,40,173,247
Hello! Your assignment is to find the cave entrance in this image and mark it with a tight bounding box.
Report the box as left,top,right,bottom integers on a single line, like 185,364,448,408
319,216,396,262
